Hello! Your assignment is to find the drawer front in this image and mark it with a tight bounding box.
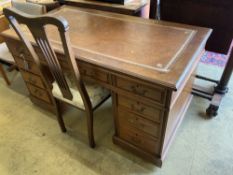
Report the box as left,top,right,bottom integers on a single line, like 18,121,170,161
21,71,45,88
116,77,166,104
15,57,40,74
79,62,109,83
119,126,160,155
118,95,163,123
6,40,34,62
27,84,51,103
7,39,68,65
118,108,160,138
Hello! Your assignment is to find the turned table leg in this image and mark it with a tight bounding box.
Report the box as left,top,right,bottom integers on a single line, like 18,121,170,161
206,46,233,117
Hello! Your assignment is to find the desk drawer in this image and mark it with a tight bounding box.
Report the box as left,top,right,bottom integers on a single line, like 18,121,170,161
7,39,68,66
6,40,31,59
118,95,163,123
116,76,166,104
15,57,40,74
118,108,161,138
27,84,51,104
79,62,109,83
119,126,160,155
21,71,45,88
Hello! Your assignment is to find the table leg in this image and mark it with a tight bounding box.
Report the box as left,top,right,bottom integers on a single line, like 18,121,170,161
215,47,233,94
206,46,233,117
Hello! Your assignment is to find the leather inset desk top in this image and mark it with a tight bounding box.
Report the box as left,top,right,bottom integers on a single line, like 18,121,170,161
1,6,212,89
49,7,195,72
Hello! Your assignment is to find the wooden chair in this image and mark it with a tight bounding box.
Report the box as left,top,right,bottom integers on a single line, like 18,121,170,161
4,7,110,147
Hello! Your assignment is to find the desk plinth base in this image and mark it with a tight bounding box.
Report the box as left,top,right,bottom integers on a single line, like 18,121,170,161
113,136,162,167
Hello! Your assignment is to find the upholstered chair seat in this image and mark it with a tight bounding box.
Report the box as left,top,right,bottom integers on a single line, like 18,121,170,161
52,78,110,109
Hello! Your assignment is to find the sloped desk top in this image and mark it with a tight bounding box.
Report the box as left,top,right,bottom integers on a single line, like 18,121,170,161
1,5,212,90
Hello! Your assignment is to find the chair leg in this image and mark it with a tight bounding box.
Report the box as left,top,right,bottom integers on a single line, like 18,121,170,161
86,110,95,148
55,99,67,133
0,64,10,86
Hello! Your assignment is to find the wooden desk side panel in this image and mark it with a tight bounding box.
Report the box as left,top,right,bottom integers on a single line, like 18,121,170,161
160,73,195,160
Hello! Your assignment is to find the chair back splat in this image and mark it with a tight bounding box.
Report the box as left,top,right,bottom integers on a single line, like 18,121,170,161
3,7,92,110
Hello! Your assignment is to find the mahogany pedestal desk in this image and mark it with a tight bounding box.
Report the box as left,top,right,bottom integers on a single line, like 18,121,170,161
1,6,211,166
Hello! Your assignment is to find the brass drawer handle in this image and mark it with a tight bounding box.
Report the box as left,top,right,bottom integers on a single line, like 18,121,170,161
131,103,145,113
128,116,139,124
33,89,42,96
128,118,145,129
28,77,36,84
128,118,135,124
130,85,147,96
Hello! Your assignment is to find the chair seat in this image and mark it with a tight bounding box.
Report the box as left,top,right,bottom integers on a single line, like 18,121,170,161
52,81,110,110
0,43,14,64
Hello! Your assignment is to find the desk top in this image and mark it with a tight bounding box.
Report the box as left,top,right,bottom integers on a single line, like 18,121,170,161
1,6,212,90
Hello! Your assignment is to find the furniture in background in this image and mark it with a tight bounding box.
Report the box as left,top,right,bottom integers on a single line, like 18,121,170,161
26,0,60,12
4,7,110,147
12,0,47,14
64,0,148,17
1,6,211,166
150,0,233,117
